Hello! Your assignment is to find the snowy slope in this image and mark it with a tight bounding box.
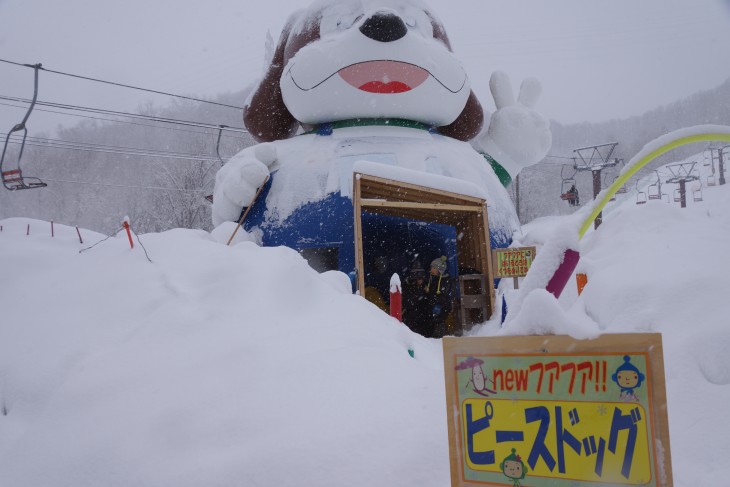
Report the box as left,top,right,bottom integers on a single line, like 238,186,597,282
1,157,729,485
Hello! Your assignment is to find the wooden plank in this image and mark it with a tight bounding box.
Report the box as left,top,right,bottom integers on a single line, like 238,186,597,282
357,173,486,205
353,173,366,297
360,198,483,213
478,208,495,316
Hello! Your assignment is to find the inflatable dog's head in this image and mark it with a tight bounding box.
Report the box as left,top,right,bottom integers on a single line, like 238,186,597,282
245,0,484,142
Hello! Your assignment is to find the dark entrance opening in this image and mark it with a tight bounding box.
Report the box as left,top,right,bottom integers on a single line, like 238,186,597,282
353,172,496,335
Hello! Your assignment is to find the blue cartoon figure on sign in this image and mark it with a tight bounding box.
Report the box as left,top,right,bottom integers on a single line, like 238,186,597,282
500,448,528,487
612,355,645,402
456,357,497,397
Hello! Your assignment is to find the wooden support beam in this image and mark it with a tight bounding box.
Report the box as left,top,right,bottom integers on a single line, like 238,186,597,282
360,198,483,213
353,174,366,297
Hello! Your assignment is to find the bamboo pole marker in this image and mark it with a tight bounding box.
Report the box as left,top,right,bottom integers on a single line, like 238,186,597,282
226,176,270,246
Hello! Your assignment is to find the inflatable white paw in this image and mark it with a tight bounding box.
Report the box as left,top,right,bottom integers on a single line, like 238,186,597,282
211,144,276,226
475,71,552,178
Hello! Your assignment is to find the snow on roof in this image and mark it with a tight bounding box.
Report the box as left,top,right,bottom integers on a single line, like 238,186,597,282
353,160,488,200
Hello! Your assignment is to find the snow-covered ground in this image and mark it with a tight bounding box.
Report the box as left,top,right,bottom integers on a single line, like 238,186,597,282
1,154,729,486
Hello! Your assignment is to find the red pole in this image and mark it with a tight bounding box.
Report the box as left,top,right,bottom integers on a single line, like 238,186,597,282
576,273,588,295
26,224,30,235
122,220,134,249
389,273,402,322
76,226,83,244
51,220,54,237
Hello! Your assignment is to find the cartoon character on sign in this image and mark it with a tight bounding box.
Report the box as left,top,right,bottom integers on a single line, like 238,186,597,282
500,448,528,487
456,357,497,396
612,355,645,402
212,0,552,281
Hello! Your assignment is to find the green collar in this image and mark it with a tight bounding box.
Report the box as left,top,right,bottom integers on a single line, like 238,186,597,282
312,118,436,135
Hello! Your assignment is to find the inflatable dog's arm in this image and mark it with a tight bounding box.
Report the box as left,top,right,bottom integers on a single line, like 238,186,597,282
474,71,552,184
211,143,277,227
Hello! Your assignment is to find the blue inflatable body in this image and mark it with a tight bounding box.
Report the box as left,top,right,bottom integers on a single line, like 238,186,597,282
241,169,511,301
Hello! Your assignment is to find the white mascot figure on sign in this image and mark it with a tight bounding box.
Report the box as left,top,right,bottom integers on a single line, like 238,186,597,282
213,0,551,285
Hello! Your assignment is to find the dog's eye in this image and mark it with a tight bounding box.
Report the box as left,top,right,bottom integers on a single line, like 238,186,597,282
336,13,363,31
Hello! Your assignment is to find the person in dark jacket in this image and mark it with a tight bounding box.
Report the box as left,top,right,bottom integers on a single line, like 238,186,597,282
403,261,431,337
425,256,453,338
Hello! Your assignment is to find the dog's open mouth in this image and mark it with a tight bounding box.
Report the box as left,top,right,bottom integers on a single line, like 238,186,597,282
338,60,429,94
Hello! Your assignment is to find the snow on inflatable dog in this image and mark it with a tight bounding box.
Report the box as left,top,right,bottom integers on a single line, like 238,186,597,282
213,0,551,258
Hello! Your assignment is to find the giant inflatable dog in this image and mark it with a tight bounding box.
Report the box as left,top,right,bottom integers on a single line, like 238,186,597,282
213,0,551,280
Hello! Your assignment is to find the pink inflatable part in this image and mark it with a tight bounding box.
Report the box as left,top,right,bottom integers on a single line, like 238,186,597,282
545,249,580,298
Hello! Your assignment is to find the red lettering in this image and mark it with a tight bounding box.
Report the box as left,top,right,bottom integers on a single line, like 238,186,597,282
505,369,515,390
529,362,545,393
545,361,561,393
515,369,529,391
577,361,593,394
561,362,577,394
493,369,504,391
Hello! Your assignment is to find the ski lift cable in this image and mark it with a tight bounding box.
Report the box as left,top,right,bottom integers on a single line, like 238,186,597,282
5,139,224,163
0,58,245,111
36,176,210,193
0,101,246,140
2,132,232,162
0,94,249,134
3,132,228,161
6,139,224,164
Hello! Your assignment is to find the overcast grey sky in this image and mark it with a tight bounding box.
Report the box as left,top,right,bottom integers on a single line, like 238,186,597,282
1,0,729,136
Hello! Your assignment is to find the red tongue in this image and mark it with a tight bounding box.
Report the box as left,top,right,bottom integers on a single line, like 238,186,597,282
358,80,412,94
338,61,429,94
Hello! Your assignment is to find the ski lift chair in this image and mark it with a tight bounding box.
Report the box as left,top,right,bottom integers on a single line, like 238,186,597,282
635,180,647,205
1,132,47,191
560,182,579,202
647,184,662,200
673,188,681,203
693,181,703,202
645,170,662,201
707,175,716,187
560,166,579,206
0,64,46,191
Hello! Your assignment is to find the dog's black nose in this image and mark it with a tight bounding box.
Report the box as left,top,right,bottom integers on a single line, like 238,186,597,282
359,12,408,42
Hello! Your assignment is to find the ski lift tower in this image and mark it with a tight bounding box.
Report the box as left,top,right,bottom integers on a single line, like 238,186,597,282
665,161,700,208
708,145,727,186
572,142,621,229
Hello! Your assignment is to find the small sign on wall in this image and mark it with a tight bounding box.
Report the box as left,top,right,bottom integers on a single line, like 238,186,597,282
492,247,536,279
443,334,673,486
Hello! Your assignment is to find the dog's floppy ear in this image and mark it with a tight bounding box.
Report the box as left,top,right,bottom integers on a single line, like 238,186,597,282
425,12,484,142
244,14,301,142
438,91,484,142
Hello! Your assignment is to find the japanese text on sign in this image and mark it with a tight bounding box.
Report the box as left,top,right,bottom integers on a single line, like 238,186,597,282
493,247,535,278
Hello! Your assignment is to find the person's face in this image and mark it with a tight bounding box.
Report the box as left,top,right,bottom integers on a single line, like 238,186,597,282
430,267,439,276
617,370,639,389
411,271,425,283
503,460,523,479
472,366,485,390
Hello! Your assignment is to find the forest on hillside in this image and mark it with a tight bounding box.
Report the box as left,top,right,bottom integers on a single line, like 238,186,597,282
2,78,729,233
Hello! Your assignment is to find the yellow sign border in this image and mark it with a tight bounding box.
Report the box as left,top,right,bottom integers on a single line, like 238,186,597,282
443,334,673,486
